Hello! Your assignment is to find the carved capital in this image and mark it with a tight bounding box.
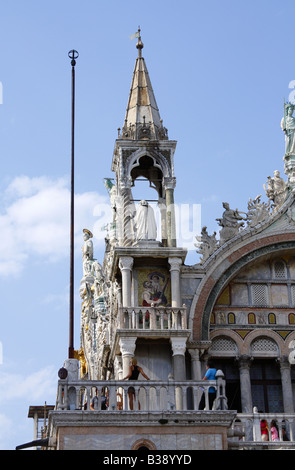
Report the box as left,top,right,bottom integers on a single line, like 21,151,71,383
163,177,176,190
237,354,252,370
119,337,136,357
119,256,134,272
168,257,182,272
187,348,200,361
170,336,187,356
277,355,291,370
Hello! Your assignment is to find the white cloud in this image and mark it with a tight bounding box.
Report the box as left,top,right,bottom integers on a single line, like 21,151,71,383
0,175,204,277
0,175,110,277
0,365,57,405
0,413,14,449
0,413,13,433
0,365,58,449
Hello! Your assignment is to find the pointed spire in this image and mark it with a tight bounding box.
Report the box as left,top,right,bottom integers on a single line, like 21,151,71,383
120,28,168,141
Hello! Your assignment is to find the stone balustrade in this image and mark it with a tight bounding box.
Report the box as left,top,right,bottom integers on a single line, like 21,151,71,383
229,411,295,448
56,374,227,413
117,305,187,331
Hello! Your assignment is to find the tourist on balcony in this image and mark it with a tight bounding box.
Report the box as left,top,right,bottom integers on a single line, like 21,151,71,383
270,420,279,442
90,388,108,410
260,419,269,441
123,358,150,410
198,361,217,410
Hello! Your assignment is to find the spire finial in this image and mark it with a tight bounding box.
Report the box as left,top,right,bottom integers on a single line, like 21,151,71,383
136,26,144,57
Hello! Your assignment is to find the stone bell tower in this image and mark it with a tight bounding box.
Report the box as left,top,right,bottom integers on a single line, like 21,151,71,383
111,30,177,249
101,29,188,382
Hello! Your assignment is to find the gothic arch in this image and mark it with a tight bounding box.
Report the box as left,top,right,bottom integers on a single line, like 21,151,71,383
190,235,295,342
125,148,172,183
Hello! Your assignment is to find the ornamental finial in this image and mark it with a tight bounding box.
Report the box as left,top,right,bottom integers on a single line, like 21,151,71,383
135,26,144,57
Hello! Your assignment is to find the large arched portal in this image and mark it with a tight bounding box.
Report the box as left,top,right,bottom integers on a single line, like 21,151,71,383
190,235,295,413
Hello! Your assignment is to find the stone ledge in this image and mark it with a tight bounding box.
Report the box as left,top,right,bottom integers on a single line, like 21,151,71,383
48,409,236,428
229,440,295,450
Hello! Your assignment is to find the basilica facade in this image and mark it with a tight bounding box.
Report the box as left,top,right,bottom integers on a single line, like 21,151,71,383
46,31,295,450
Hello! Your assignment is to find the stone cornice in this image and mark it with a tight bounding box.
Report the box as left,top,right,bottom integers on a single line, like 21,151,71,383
109,246,187,280
48,409,236,429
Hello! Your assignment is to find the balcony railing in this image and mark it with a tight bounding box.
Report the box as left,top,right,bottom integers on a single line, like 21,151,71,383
117,305,187,331
229,410,295,448
56,371,227,412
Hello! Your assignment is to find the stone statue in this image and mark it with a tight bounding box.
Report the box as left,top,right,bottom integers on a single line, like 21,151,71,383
134,200,157,241
246,195,271,227
195,226,218,263
92,259,103,279
104,178,117,222
263,170,287,211
82,229,94,276
216,202,246,245
103,178,118,245
281,102,295,155
92,260,105,301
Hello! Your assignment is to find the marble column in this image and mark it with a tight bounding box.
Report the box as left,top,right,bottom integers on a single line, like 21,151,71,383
279,355,294,413
119,256,134,307
170,336,187,380
188,348,202,380
188,348,203,409
168,257,182,308
163,177,176,247
119,337,137,378
238,355,253,413
158,196,168,247
170,336,187,410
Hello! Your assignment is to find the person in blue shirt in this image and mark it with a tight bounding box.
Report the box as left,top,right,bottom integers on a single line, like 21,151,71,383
198,360,217,410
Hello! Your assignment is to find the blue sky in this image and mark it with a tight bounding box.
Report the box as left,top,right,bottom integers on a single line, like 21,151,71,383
0,0,294,449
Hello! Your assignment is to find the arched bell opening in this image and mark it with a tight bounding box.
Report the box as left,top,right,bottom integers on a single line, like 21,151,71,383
130,155,164,198
130,155,167,245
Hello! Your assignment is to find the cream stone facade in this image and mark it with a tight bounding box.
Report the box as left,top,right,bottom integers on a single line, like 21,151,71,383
28,30,295,451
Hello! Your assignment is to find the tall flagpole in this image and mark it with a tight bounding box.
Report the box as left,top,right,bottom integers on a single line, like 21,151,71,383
68,49,79,359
